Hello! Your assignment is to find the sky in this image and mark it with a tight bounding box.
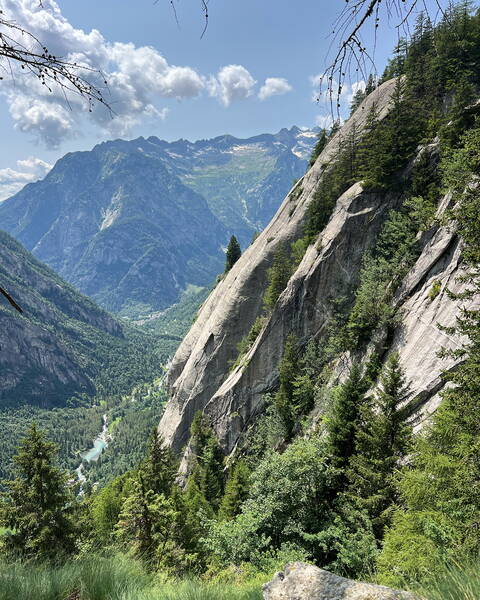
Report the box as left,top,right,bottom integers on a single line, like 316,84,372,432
0,0,450,199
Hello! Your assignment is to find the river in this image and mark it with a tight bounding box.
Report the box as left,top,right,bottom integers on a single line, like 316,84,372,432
75,414,110,489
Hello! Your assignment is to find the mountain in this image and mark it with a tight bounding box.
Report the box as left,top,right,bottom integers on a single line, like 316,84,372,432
159,78,479,455
0,127,316,316
0,230,163,408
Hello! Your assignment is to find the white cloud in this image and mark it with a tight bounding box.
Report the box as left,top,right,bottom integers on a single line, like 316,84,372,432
0,156,52,201
0,1,277,147
258,77,292,101
210,65,256,107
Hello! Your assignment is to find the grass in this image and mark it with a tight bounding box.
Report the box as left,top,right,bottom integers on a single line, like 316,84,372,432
0,555,263,600
419,561,480,600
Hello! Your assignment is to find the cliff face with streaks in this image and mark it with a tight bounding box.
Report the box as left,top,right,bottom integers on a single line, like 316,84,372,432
159,78,478,458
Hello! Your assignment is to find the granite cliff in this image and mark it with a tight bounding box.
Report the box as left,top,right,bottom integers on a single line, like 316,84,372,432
159,78,479,458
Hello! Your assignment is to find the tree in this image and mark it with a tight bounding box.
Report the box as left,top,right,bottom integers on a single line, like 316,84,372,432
224,235,242,273
274,334,299,438
218,459,250,520
116,474,177,568
309,128,328,167
0,423,77,560
348,353,412,537
141,429,177,497
263,243,293,311
188,412,224,510
327,365,367,477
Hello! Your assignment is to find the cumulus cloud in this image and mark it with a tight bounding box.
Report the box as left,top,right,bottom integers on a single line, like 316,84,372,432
209,65,256,107
0,1,287,147
258,77,292,101
0,157,52,201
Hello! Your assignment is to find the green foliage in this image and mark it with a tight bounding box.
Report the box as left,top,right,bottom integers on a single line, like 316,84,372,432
346,208,420,346
225,235,242,273
348,354,412,538
89,473,134,542
428,280,442,301
0,554,263,600
327,365,367,477
273,335,299,437
0,424,77,560
263,244,294,312
140,430,177,498
219,460,251,521
419,561,480,600
206,436,376,577
230,316,267,372
308,129,328,167
188,413,225,512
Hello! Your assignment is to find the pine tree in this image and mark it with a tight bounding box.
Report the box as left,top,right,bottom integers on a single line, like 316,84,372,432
348,354,412,538
274,334,299,437
225,235,242,273
309,129,328,166
141,429,177,497
116,474,177,568
0,423,77,560
218,460,250,520
263,243,293,311
327,364,367,476
188,412,224,510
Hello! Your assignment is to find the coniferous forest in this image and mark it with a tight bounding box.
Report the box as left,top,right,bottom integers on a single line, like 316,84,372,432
1,2,480,599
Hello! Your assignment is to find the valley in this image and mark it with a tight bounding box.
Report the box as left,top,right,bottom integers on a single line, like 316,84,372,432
1,2,480,599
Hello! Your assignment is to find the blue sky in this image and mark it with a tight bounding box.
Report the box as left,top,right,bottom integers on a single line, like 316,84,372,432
0,0,449,199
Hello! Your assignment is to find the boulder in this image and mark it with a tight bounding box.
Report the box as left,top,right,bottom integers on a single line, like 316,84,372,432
263,563,417,600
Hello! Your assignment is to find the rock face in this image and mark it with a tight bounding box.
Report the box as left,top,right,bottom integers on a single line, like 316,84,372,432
0,229,126,408
159,76,479,457
263,563,416,600
159,79,400,453
0,127,315,315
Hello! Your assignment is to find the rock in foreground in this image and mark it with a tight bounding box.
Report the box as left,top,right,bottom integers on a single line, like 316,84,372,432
263,563,416,600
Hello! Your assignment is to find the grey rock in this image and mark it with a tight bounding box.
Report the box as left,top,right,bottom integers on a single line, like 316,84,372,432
263,562,417,600
159,79,400,453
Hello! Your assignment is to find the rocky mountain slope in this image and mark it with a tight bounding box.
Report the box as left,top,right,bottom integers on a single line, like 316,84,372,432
0,230,159,408
159,77,479,456
0,127,315,316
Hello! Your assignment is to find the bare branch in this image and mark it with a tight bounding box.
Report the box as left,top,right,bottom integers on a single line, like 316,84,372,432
0,9,111,112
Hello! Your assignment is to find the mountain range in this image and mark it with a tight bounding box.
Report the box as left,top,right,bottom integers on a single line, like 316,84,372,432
0,126,316,316
0,229,163,408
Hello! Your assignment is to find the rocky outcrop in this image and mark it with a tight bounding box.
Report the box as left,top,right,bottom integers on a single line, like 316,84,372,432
263,563,416,600
160,75,480,457
159,79,400,453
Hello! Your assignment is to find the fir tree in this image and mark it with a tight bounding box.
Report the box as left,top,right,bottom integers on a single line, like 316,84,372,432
225,235,242,273
327,364,367,477
141,429,177,497
274,334,299,438
309,129,328,166
0,424,77,560
218,460,250,520
189,412,224,510
348,354,412,538
116,473,177,568
263,243,293,311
